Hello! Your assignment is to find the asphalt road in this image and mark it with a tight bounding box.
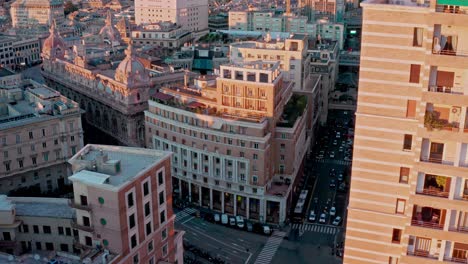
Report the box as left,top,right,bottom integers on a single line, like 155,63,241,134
175,211,269,264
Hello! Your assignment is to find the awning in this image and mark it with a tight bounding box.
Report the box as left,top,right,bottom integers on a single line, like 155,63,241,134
152,92,173,101
187,101,205,109
211,120,223,130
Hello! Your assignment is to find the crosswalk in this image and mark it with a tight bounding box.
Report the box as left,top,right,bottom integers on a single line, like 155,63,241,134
175,208,197,223
291,223,338,235
254,231,287,264
314,159,351,166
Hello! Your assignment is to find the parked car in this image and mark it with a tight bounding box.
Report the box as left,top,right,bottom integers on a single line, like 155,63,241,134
309,211,316,222
333,140,338,146
338,182,347,192
214,213,221,223
236,216,245,228
329,151,335,158
332,216,342,226
319,213,327,223
338,174,344,182
246,221,253,232
336,132,341,138
253,223,272,235
330,207,336,216
229,216,236,226
221,214,229,225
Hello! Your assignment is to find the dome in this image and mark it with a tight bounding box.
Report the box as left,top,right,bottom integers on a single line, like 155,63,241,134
115,44,149,85
42,20,66,59
99,10,121,45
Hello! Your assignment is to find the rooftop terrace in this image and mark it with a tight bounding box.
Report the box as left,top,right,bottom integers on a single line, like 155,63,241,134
11,197,75,219
277,94,307,128
69,145,171,190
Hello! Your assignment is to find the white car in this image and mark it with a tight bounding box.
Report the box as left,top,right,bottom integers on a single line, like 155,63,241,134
332,216,342,226
329,152,335,158
319,213,327,223
236,216,245,228
309,211,316,222
221,214,228,225
336,132,341,138
330,207,336,216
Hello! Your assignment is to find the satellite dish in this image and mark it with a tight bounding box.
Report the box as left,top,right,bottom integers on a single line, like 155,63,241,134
34,254,40,261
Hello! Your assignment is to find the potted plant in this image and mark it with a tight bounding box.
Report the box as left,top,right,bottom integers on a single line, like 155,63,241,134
424,111,445,130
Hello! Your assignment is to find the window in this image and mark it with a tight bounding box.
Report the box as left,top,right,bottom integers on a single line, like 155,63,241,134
399,167,409,184
280,144,285,150
146,222,152,235
254,143,259,149
45,242,54,251
409,64,421,83
162,228,167,240
129,214,136,229
389,257,399,264
162,243,168,256
60,244,69,252
392,229,402,243
36,242,42,250
148,240,154,252
158,171,164,185
42,142,47,148
58,226,64,235
406,100,416,118
65,228,71,236
396,199,406,214
413,28,423,47
403,134,412,150
143,181,149,196
22,224,29,233
127,192,134,207
253,154,258,160
253,176,258,183
33,225,39,234
145,202,151,217
131,234,137,248
159,191,165,205
280,155,285,161
160,210,166,223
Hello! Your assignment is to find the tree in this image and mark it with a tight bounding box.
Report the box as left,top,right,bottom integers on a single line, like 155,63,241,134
64,1,78,15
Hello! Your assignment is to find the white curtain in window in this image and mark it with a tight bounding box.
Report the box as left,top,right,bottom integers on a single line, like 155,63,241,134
417,28,423,46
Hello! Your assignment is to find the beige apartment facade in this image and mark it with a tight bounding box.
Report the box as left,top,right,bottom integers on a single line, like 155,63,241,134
10,0,64,28
145,62,313,224
0,79,84,194
344,0,468,263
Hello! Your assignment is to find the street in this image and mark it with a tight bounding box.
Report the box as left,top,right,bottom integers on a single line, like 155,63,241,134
176,110,354,264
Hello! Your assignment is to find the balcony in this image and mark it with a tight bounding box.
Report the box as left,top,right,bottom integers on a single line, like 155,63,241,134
443,256,468,263
444,242,468,263
68,200,92,211
428,85,465,95
411,205,445,230
424,106,461,132
417,174,450,198
71,221,94,233
407,250,439,260
435,2,468,15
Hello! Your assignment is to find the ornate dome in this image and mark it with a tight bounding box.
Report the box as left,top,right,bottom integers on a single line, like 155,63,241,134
99,10,121,45
42,20,66,59
115,44,149,85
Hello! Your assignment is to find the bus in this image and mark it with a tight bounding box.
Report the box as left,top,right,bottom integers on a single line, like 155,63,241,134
292,190,309,222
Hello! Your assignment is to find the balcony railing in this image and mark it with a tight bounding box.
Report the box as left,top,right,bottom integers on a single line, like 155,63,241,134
71,221,94,233
449,226,468,233
417,188,449,198
436,4,468,15
433,47,468,57
428,85,465,95
411,219,444,230
443,256,468,263
407,250,439,259
68,200,92,211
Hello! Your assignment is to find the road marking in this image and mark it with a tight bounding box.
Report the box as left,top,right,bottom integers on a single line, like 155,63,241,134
175,208,198,223
314,158,352,166
181,216,195,224
292,223,338,235
254,231,287,264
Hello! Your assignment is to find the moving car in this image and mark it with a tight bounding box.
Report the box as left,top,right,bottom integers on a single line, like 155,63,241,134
338,174,344,182
236,216,245,228
221,214,228,225
332,216,342,226
329,151,335,158
319,213,327,223
309,211,316,222
329,179,336,188
330,207,336,216
253,223,272,235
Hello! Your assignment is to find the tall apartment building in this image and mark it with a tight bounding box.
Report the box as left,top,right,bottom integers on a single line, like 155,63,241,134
135,0,208,36
302,0,345,22
0,34,41,69
145,61,316,224
0,195,75,255
344,0,468,263
68,144,184,264
0,78,83,194
10,0,64,28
